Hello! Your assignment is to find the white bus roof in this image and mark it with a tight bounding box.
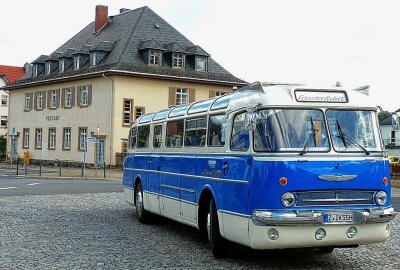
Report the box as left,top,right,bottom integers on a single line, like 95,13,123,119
135,82,376,125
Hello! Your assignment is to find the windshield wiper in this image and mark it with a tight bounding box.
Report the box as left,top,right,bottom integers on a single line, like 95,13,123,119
300,116,317,155
335,121,370,155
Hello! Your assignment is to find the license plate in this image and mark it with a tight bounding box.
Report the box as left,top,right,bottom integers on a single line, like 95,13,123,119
323,213,354,223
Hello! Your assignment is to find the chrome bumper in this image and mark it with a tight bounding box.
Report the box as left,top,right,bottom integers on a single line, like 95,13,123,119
252,207,397,226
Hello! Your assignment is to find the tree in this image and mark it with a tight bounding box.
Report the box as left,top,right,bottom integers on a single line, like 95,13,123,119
378,111,391,122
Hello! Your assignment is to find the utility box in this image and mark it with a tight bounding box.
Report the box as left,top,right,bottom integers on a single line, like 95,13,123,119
23,151,30,165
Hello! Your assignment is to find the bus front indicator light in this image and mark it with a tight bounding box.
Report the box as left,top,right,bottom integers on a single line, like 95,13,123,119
281,192,296,207
279,177,288,186
383,177,388,186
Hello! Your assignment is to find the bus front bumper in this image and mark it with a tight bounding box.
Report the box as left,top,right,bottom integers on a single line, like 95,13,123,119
251,207,397,226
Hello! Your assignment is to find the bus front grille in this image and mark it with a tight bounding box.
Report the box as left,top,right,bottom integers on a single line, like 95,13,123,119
295,190,376,207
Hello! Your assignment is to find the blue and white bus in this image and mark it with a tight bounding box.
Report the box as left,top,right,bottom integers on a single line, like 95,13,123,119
123,82,396,258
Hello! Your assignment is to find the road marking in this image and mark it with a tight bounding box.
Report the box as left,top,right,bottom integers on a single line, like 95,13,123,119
0,187,18,190
27,183,41,186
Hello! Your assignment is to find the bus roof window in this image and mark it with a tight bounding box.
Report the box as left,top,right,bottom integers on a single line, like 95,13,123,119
153,109,170,121
211,95,231,110
169,105,190,118
188,99,214,114
139,113,155,124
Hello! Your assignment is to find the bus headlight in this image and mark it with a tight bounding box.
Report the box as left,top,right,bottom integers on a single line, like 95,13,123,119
281,192,296,207
374,191,387,206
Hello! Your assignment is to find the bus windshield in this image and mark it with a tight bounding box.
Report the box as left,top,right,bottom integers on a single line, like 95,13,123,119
326,110,382,153
254,109,330,153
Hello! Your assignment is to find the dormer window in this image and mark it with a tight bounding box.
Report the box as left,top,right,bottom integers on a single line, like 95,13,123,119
195,57,207,72
59,59,65,73
90,53,97,66
149,50,161,66
173,53,184,68
33,65,38,77
74,56,80,70
45,62,51,75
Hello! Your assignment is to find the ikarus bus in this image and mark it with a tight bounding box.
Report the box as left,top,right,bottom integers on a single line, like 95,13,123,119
123,82,396,258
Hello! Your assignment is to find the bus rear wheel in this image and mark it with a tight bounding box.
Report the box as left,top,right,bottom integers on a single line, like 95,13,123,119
135,182,150,224
207,198,229,258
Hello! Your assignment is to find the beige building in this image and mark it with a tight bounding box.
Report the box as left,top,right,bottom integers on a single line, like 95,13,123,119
5,6,245,166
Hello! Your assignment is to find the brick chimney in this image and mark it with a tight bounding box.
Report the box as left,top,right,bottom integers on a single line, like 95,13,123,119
95,5,108,33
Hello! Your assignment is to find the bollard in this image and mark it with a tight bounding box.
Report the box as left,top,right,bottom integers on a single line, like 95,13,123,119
16,157,19,175
39,160,42,176
25,165,27,175
59,161,62,177
81,162,84,177
103,162,106,178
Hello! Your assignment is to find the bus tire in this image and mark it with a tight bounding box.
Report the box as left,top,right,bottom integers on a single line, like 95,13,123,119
135,182,150,224
208,198,229,258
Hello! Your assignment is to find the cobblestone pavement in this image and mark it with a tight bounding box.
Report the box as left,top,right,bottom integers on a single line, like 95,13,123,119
0,192,399,270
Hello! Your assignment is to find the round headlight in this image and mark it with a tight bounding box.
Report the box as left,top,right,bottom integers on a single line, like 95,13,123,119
375,191,387,206
281,192,296,207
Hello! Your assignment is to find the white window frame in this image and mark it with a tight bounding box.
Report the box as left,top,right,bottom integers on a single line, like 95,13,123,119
173,53,184,68
79,128,87,150
1,95,8,106
50,90,57,108
176,88,188,106
25,93,31,111
37,92,43,110
36,129,42,148
90,53,97,66
1,116,7,127
65,88,72,107
135,107,144,120
195,57,207,72
81,86,89,106
33,65,38,77
149,50,161,65
49,128,56,149
45,62,51,75
74,56,80,70
123,99,132,125
59,59,65,73
23,129,30,148
64,128,71,149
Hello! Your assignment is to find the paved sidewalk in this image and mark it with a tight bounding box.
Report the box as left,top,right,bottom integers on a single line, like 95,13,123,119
0,162,122,181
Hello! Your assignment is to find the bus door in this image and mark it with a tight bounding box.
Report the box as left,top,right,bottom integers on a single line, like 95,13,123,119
180,154,197,224
147,153,160,213
160,154,181,219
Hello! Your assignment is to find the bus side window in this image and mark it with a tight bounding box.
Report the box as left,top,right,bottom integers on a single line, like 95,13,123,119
128,127,137,149
185,117,207,147
153,125,163,148
208,114,227,147
137,125,150,148
230,112,249,151
166,120,184,148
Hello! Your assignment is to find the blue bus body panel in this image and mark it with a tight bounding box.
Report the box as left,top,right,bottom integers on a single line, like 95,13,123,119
249,159,391,214
180,155,196,204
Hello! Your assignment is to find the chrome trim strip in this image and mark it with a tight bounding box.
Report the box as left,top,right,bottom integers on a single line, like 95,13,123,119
301,198,370,202
160,184,195,193
252,208,397,226
219,209,251,219
154,193,197,205
124,168,249,184
318,174,357,181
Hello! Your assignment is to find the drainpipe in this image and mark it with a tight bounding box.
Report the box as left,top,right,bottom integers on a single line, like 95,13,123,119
102,73,114,166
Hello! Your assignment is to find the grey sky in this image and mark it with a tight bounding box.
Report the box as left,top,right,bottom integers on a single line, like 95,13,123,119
1,0,398,111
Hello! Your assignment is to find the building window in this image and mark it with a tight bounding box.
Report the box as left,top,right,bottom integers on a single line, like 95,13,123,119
173,53,184,68
59,59,65,73
122,141,128,158
90,53,97,66
23,128,30,148
65,88,72,107
0,116,7,127
123,99,132,125
50,90,58,108
48,128,56,149
74,56,80,70
25,93,31,111
35,129,42,149
149,50,161,65
33,65,38,77
135,107,145,120
80,86,89,106
79,127,87,151
37,91,43,110
176,88,188,106
63,128,71,150
45,62,51,75
195,57,207,72
1,95,8,106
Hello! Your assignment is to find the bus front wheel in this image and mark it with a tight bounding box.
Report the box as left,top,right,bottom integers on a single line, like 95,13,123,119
208,198,229,258
135,182,150,224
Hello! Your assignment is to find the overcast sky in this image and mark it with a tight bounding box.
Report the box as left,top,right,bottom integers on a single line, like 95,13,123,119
1,0,398,111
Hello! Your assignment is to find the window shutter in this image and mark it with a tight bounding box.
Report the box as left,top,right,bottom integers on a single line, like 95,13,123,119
209,90,216,98
61,88,65,108
33,92,37,110
168,87,176,107
42,91,46,109
189,88,195,103
47,90,51,108
71,87,76,107
88,85,92,105
77,86,82,106
56,89,61,108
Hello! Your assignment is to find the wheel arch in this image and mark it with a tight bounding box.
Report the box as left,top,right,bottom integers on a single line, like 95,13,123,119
198,185,216,233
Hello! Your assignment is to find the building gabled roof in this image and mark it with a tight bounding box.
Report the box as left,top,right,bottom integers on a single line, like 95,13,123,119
380,109,400,125
32,55,48,64
0,65,25,84
10,6,246,88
